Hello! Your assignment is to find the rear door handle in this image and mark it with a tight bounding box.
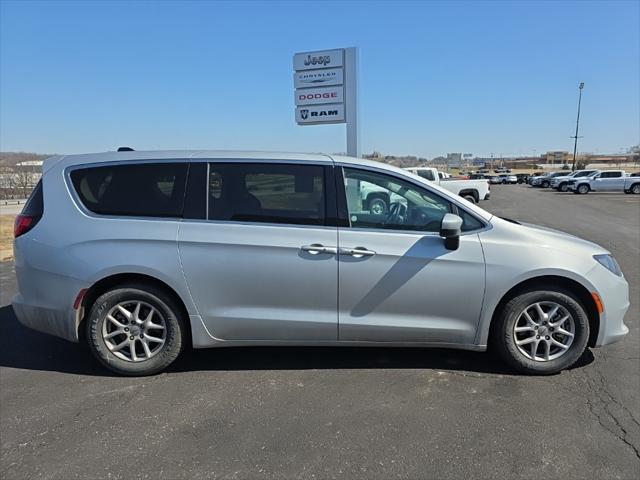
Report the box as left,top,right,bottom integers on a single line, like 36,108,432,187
340,247,376,258
301,244,338,255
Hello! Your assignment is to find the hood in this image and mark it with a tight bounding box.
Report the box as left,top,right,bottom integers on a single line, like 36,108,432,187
490,217,608,257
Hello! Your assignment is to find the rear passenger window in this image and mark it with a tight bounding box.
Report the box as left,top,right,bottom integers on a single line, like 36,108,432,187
70,162,188,217
207,163,326,225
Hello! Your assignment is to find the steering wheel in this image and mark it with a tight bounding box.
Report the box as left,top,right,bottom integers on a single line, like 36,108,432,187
386,201,407,225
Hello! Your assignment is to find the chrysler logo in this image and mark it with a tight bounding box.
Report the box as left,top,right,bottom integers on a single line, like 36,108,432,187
298,71,337,84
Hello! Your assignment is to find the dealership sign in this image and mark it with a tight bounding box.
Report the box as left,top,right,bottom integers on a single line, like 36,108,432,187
293,47,359,155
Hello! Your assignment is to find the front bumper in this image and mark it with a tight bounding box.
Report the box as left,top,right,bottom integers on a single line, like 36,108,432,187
589,266,630,347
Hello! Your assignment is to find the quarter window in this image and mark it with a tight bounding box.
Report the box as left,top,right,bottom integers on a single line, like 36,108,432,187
70,162,188,217
343,168,483,232
207,163,326,226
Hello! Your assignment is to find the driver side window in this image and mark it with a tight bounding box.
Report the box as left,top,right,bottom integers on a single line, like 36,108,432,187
343,168,452,232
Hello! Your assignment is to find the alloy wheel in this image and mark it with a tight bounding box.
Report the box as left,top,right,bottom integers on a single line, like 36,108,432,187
102,301,167,362
513,301,575,361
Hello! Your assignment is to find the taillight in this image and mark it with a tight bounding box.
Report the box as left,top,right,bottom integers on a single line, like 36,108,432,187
14,214,40,238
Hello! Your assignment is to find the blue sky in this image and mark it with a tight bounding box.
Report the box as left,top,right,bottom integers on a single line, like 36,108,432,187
1,0,638,158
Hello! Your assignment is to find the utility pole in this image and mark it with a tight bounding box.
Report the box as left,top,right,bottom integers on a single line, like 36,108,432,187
571,82,585,171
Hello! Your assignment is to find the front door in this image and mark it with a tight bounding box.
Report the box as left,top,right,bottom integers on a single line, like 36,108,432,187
178,161,338,341
337,166,486,345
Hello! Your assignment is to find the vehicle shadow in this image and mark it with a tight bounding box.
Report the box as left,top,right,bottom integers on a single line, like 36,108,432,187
0,305,594,377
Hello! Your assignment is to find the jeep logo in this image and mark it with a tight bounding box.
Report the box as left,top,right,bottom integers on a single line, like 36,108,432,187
304,54,331,67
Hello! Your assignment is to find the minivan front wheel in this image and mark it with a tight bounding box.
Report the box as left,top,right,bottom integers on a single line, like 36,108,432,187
86,284,186,376
493,289,589,374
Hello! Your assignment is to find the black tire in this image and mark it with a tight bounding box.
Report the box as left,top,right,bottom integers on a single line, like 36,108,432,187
86,283,186,376
367,196,389,215
492,288,589,375
558,183,568,192
463,194,477,204
501,180,507,184
577,184,589,194
631,183,640,195
542,180,550,188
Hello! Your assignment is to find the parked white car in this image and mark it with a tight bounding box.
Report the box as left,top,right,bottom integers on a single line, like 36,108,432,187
550,170,600,192
490,174,517,184
404,167,490,204
568,170,637,194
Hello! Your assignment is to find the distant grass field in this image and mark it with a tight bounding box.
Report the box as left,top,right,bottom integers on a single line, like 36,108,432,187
0,215,15,260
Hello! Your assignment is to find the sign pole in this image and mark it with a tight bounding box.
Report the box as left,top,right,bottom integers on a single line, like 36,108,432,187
344,47,360,158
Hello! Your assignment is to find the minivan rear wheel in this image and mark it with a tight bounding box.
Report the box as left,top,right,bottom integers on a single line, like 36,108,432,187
492,288,589,375
86,284,186,376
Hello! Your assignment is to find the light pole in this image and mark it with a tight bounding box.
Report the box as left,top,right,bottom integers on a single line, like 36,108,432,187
571,82,585,171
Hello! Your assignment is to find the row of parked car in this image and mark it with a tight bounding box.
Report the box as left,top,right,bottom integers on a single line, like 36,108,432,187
468,173,529,184
528,169,640,194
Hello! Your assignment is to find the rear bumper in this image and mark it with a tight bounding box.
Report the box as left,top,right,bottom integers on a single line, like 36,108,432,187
12,293,78,342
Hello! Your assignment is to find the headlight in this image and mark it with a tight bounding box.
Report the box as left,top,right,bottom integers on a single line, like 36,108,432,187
594,254,623,277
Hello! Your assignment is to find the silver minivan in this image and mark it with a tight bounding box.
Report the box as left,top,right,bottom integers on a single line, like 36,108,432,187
12,151,629,375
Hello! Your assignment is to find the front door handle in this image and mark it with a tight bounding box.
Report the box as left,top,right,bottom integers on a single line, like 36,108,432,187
301,244,338,255
340,247,376,258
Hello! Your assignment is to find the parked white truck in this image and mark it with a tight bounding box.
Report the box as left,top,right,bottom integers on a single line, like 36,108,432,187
404,167,490,203
355,166,490,216
568,170,640,194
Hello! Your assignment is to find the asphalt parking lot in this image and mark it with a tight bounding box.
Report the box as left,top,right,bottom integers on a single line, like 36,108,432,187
1,185,639,479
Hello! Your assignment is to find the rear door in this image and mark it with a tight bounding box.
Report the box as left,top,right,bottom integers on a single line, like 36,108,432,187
178,160,338,341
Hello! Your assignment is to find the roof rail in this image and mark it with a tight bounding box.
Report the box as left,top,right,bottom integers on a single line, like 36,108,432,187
117,147,135,152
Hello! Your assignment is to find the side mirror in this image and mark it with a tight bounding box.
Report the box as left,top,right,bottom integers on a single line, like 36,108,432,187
440,213,463,250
